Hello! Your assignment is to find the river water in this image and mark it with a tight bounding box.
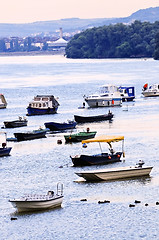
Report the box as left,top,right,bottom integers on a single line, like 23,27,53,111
0,55,159,240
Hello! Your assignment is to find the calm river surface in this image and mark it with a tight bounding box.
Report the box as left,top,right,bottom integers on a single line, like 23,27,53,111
0,55,159,240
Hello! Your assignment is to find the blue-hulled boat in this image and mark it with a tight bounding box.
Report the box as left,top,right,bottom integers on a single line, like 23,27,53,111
44,121,77,131
27,95,59,116
74,111,113,123
0,145,12,157
119,86,135,102
4,117,28,128
14,128,47,141
0,133,12,156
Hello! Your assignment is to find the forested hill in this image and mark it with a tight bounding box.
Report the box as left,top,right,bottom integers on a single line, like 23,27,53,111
65,21,159,59
0,7,159,37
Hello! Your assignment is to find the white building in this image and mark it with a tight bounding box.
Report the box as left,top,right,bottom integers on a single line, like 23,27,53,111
47,28,68,50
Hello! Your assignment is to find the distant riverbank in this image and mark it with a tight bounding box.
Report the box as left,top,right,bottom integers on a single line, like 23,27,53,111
0,50,65,57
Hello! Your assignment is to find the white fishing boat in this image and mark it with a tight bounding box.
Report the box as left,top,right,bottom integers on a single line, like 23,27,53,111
142,83,159,97
0,94,7,109
75,161,153,181
9,183,63,212
84,84,122,107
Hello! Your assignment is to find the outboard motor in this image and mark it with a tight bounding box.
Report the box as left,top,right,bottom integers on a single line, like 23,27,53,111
136,160,145,168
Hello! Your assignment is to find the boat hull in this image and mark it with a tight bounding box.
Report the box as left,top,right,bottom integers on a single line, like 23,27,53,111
27,106,58,116
4,120,27,128
0,147,12,157
0,104,7,109
14,130,47,141
142,92,159,97
9,196,63,213
64,131,97,143
84,98,122,108
122,96,135,102
71,152,122,166
44,121,77,131
74,113,113,123
76,166,153,181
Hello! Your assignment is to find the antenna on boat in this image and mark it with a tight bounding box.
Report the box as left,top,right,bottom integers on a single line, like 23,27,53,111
99,142,103,153
122,139,125,158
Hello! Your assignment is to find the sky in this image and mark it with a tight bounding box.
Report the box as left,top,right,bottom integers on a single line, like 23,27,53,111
1,0,159,23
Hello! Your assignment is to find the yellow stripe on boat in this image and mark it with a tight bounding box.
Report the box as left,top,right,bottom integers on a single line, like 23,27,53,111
82,135,124,144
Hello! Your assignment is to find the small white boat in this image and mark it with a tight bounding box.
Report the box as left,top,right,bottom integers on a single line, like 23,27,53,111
0,94,7,109
75,161,153,181
84,84,122,108
9,183,63,212
142,83,159,97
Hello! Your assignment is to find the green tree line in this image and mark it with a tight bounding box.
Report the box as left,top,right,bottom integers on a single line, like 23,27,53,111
65,20,159,59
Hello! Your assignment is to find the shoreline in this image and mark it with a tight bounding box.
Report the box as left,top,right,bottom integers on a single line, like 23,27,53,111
0,50,65,57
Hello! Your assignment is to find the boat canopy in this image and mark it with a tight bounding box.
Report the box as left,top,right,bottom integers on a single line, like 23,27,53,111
82,135,124,144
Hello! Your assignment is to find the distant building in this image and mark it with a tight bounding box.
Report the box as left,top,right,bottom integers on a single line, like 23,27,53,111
47,28,68,51
32,42,44,50
5,42,10,49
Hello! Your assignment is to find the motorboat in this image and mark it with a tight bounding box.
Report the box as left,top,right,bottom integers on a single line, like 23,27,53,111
118,86,135,102
0,94,7,109
70,135,125,166
44,120,77,131
75,160,153,181
27,95,59,116
84,85,122,108
14,128,47,141
64,129,97,143
142,83,159,97
0,143,12,157
9,183,63,213
0,132,12,157
3,117,28,128
74,111,113,123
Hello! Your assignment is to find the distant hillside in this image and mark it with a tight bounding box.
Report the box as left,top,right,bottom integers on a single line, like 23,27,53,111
0,7,159,37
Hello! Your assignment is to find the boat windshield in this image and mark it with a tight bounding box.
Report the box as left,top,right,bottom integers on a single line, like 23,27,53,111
100,85,118,93
100,86,109,93
42,97,49,101
34,97,41,101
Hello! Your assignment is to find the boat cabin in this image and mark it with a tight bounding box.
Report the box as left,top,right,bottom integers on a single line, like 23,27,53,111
28,95,59,109
118,86,135,101
100,85,120,94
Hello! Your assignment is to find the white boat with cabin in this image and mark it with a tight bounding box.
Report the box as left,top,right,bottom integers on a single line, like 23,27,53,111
9,183,63,212
27,95,59,116
142,83,159,97
75,161,153,181
84,84,122,107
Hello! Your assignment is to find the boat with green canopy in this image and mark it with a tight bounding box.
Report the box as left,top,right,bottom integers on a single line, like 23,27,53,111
70,135,125,166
